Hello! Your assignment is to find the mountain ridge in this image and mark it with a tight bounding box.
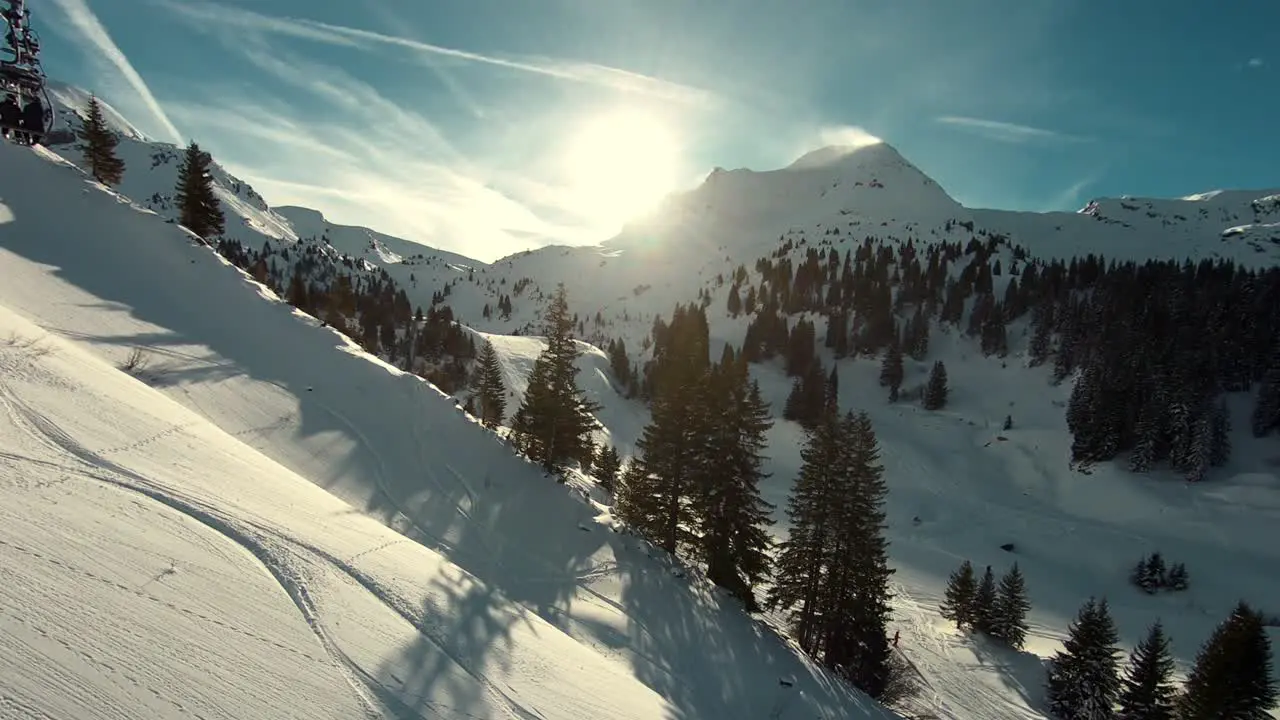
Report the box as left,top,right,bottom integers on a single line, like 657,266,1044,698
43,81,1278,274
9,80,1280,720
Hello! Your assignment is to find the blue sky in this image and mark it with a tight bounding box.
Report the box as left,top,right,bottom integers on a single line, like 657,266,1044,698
39,0,1278,261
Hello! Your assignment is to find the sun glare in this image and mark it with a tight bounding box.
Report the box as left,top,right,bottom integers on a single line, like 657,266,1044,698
560,108,682,226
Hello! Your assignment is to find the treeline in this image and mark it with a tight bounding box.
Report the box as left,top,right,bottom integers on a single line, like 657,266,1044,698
1045,597,1275,719
216,236,477,391
676,233,1280,480
74,95,481,391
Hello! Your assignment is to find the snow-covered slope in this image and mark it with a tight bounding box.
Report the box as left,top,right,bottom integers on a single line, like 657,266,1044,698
45,80,149,142
0,303,673,720
975,188,1280,268
24,83,1280,718
0,136,897,717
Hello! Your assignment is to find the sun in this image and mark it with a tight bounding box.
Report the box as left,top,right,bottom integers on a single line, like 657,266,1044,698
559,108,682,226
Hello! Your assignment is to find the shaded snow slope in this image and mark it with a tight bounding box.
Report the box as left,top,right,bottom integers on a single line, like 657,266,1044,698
0,305,673,720
0,141,897,718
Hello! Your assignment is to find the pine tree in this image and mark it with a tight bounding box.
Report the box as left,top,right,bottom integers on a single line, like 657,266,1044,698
972,565,997,635
923,360,949,410
1116,621,1176,720
1178,601,1277,720
594,445,622,493
1145,552,1167,591
1209,398,1231,467
880,340,905,402
992,563,1031,649
826,411,895,698
509,284,601,476
77,96,124,186
1251,350,1280,438
1165,563,1188,592
768,408,843,651
939,559,977,630
615,304,709,554
1045,597,1122,720
771,406,896,701
475,340,507,428
174,141,225,241
1131,557,1158,594
695,361,775,611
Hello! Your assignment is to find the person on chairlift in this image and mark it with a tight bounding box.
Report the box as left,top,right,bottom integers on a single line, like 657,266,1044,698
0,93,19,139
19,91,41,144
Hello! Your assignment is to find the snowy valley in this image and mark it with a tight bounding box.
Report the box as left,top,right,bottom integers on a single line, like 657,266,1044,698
1,87,1278,719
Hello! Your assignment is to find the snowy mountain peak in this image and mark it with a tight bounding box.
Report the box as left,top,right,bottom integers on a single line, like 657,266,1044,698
784,140,895,171
609,138,964,256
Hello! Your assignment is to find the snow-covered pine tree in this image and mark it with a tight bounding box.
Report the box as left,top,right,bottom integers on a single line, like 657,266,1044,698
1165,563,1188,591
939,559,977,630
1045,597,1122,720
1116,620,1176,720
509,284,601,477
174,141,225,241
992,563,1031,649
474,339,506,428
77,96,124,187
1178,601,1277,719
972,565,997,635
923,360,948,410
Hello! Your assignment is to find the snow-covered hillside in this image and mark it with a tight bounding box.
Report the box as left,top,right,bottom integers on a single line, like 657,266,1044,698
20,84,1280,719
0,134,897,717
0,303,673,720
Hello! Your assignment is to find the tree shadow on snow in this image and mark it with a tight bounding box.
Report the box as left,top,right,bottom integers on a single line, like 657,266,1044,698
0,148,887,720
969,636,1047,712
375,572,528,720
614,536,885,720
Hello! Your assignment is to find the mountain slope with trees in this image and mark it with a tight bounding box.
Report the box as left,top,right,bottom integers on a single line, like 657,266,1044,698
27,85,1280,720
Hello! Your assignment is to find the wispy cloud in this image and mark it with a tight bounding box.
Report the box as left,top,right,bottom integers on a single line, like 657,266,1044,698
817,125,883,149
47,0,183,144
935,115,1088,144
1246,57,1265,69
1040,174,1102,212
164,37,609,261
151,0,715,107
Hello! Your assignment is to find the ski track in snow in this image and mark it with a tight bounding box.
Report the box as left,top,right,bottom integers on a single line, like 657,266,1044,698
0,365,562,720
0,379,389,719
